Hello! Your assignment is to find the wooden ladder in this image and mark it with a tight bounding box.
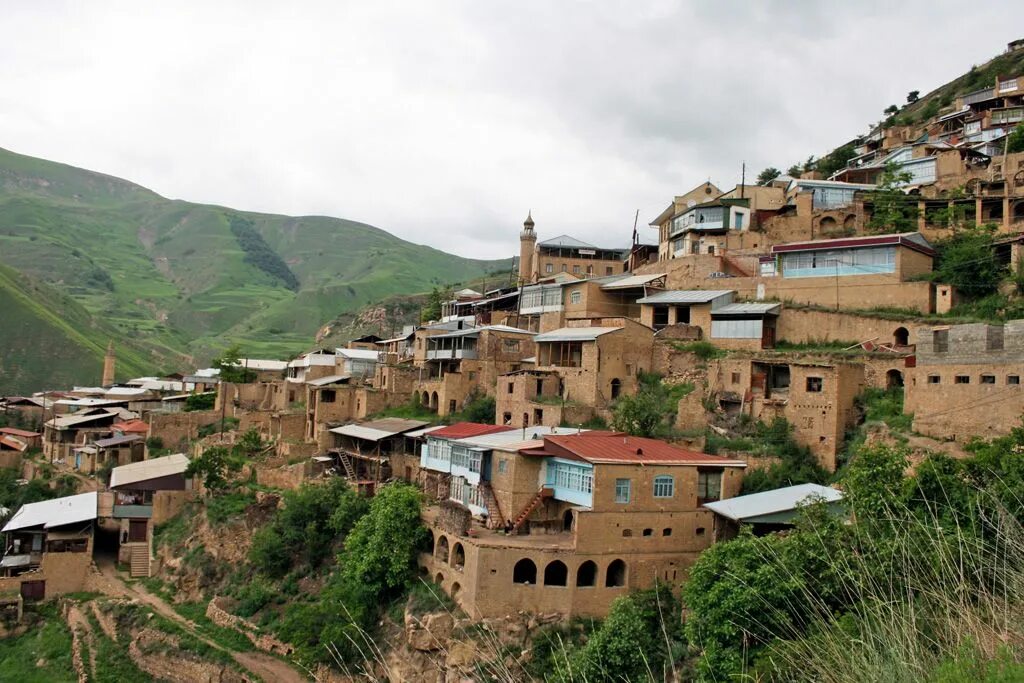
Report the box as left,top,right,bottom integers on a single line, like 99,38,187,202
129,544,150,578
339,453,356,479
510,487,553,532
479,482,505,529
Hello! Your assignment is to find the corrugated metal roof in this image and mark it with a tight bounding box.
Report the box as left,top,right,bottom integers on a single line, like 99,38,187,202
110,453,190,489
0,436,27,451
0,428,41,438
703,483,843,521
455,426,585,449
538,234,598,249
93,434,143,449
428,423,516,440
534,327,621,343
237,359,289,371
2,492,98,532
546,434,747,467
405,425,446,438
46,411,118,429
637,290,734,304
335,349,380,361
329,418,429,442
599,273,666,290
712,302,782,315
306,374,351,387
431,324,534,340
113,420,149,434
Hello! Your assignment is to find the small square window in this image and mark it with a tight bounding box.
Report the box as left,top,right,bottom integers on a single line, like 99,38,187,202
507,382,514,394
955,375,970,384
545,263,553,274
927,375,941,384
572,265,581,274
731,372,740,384
622,529,633,537
498,460,508,474
605,266,613,275
806,377,823,392
642,528,653,537
696,527,706,536
662,528,672,537
1009,375,1021,385
981,375,996,384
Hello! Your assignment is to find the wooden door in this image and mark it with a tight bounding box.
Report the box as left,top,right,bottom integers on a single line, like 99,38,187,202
20,580,45,601
128,520,147,543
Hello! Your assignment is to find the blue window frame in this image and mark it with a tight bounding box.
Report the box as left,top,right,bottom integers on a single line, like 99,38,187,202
615,478,631,503
653,475,675,499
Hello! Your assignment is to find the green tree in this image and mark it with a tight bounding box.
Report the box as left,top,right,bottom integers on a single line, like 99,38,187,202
421,286,452,323
786,164,803,178
234,428,266,459
185,445,244,493
739,419,829,494
884,104,899,115
866,162,918,234
611,372,678,438
756,167,781,185
931,223,1002,298
816,143,857,178
458,391,496,423
1007,123,1024,154
213,344,256,383
907,90,920,103
184,393,215,411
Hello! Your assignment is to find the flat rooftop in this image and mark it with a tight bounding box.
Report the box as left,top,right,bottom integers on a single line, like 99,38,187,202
421,505,575,551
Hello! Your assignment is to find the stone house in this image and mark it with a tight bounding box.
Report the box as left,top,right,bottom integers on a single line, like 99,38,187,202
906,320,1024,441
708,357,866,471
0,492,97,600
419,431,745,618
518,214,629,284
326,418,430,495
495,318,655,428
43,410,119,462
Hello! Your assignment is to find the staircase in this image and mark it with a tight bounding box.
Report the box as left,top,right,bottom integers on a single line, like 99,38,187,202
479,482,505,529
721,253,754,277
510,487,554,532
129,544,150,578
339,452,356,479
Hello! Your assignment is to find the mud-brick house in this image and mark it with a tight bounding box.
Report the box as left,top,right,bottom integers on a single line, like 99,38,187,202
416,325,536,417
43,410,119,462
72,433,146,474
709,357,866,471
0,395,51,428
106,453,195,578
0,427,42,451
0,492,97,600
906,320,1024,441
420,431,745,618
495,318,655,428
326,418,430,495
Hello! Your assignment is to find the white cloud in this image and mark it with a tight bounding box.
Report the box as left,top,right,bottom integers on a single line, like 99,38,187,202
1,1,1021,259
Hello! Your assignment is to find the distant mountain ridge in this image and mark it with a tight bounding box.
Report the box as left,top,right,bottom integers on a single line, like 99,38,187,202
0,146,510,393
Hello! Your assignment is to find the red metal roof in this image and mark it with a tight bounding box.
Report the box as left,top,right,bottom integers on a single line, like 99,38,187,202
0,436,26,451
544,434,746,467
0,427,41,438
113,420,149,434
428,422,516,440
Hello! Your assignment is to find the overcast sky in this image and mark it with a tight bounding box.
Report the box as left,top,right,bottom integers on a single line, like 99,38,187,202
2,2,1023,259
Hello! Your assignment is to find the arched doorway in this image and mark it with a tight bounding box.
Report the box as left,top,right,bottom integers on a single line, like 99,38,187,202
576,561,597,587
893,327,909,347
434,572,444,585
430,392,439,411
610,378,622,400
562,510,574,532
543,561,568,586
450,582,461,602
605,559,626,587
436,536,449,563
421,391,430,408
843,214,856,231
886,369,904,389
512,558,537,584
451,542,465,570
819,216,837,233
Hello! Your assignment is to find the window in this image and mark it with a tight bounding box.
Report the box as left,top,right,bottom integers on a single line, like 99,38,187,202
320,389,336,403
662,528,672,536
955,375,970,384
731,372,740,384
622,529,633,537
805,377,823,392
544,561,568,586
533,408,543,424
577,561,597,587
549,461,594,494
569,291,582,304
513,558,537,584
928,375,941,384
561,264,568,272
981,374,996,384
642,528,653,537
653,475,675,499
733,211,744,229
933,329,949,353
1009,375,1021,385
545,263,553,274
503,339,520,353
572,265,581,274
605,266,613,275
707,245,715,255
696,527,706,536
614,478,631,503
697,469,723,504
507,382,514,394
498,459,508,474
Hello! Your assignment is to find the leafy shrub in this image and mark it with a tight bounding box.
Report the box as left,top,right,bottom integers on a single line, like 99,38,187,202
228,216,299,290
673,340,725,360
184,393,215,411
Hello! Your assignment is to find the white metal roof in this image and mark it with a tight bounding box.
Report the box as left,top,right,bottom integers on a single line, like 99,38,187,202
329,419,429,442
712,302,782,315
3,492,98,532
703,484,843,522
306,374,352,387
287,353,337,369
46,411,119,429
431,324,534,340
538,234,598,249
637,290,734,305
454,426,584,449
237,359,288,371
110,453,190,489
335,348,381,361
405,425,447,438
600,273,666,290
104,387,152,397
534,327,621,343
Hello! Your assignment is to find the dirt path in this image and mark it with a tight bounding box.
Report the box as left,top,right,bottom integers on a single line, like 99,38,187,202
91,557,310,683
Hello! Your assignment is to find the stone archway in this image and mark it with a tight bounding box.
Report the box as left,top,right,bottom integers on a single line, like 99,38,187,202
886,369,904,389
435,536,450,563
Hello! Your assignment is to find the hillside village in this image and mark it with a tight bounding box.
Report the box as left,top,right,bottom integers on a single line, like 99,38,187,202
2,38,1024,682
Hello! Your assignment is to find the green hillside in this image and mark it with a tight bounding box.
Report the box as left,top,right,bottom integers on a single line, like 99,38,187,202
0,263,159,393
0,146,510,390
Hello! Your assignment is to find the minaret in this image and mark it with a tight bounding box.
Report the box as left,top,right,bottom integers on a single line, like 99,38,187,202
102,340,116,387
519,211,537,284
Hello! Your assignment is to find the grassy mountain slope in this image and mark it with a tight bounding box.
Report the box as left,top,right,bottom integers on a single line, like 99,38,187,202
0,263,158,393
0,146,509,388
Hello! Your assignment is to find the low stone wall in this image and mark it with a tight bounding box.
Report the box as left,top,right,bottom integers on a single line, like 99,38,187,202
149,410,221,451
206,596,293,656
253,462,309,490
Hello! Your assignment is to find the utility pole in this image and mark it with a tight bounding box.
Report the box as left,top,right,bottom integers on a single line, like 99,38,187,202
740,161,746,199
